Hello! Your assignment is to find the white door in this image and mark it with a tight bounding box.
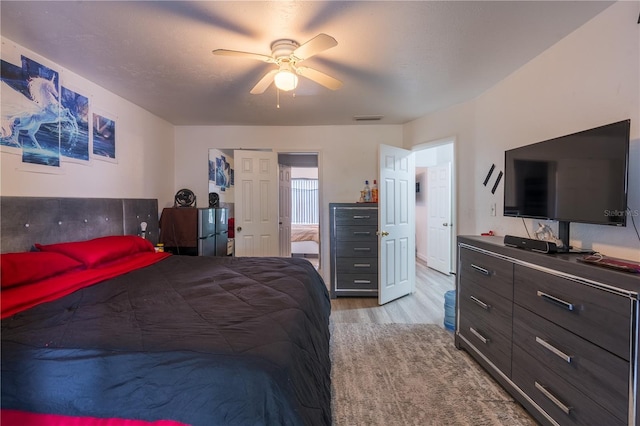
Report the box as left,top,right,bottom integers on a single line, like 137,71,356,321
427,163,452,274
278,164,292,257
234,150,279,257
378,144,416,305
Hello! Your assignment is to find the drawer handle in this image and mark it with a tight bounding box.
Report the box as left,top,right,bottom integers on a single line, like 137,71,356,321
469,327,490,344
353,247,371,252
354,280,371,284
353,231,371,235
535,382,572,415
535,337,573,364
353,215,371,219
470,264,490,276
536,291,575,311
353,263,371,268
470,295,490,310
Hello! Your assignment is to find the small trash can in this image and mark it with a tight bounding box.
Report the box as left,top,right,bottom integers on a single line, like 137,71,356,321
444,290,456,331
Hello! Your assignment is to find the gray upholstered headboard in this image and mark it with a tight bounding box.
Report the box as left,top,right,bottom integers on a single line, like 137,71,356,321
0,197,159,253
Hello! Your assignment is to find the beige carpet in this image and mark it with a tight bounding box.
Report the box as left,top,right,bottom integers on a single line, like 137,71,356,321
330,323,537,426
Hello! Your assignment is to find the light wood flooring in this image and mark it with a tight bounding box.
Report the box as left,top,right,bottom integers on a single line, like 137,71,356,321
330,259,455,325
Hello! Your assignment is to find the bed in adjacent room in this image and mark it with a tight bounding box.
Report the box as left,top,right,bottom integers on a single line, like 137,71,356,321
291,223,320,256
0,197,331,426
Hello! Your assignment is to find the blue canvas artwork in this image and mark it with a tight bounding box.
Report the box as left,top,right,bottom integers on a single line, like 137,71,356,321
92,112,115,159
215,157,227,188
60,86,89,161
224,161,231,188
208,159,216,181
0,56,78,167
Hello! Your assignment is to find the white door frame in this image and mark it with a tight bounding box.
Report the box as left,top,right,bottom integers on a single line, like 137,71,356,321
275,149,323,271
413,137,457,273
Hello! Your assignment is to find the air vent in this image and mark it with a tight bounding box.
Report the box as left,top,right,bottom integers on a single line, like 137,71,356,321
353,115,383,122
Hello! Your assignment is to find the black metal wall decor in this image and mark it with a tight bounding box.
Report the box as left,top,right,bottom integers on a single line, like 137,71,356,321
491,171,503,194
483,164,495,186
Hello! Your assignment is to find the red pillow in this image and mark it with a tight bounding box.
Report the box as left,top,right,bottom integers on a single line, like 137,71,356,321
1,251,84,288
35,235,155,268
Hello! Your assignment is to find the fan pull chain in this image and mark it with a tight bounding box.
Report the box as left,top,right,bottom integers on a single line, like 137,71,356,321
277,88,280,109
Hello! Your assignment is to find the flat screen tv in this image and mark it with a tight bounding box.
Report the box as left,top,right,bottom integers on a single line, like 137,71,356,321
504,119,630,250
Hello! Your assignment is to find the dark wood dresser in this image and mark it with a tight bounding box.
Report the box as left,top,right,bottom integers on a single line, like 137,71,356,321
456,235,640,426
329,203,378,298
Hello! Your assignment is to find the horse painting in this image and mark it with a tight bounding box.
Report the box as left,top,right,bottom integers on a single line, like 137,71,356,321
1,75,78,150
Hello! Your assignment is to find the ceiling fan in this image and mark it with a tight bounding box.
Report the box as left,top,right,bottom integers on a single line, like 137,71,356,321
212,33,342,95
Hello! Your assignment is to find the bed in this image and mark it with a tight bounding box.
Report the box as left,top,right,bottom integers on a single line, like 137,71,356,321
0,197,331,426
291,224,319,256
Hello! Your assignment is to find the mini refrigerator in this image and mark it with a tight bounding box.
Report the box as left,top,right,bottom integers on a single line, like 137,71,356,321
197,208,228,256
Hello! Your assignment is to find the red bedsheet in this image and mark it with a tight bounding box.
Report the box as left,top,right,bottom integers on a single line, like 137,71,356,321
1,409,187,426
1,251,170,319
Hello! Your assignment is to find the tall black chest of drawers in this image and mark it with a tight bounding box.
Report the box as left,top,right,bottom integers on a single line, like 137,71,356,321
329,203,378,298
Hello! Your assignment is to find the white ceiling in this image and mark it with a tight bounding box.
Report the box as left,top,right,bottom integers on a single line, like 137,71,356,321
0,1,614,126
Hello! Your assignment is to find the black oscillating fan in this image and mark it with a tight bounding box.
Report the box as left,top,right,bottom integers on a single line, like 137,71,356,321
174,189,196,207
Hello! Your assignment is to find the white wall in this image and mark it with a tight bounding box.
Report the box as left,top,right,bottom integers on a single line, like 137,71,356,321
174,125,403,278
404,1,640,261
0,38,175,208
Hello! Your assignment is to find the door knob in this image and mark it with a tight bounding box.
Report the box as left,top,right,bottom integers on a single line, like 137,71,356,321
236,226,242,232
443,223,448,227
377,231,389,237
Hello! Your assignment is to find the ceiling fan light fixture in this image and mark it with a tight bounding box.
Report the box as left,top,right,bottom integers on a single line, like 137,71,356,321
274,69,298,92
274,62,298,92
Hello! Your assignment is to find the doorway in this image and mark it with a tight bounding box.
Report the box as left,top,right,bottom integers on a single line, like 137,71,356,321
278,152,320,269
414,139,455,275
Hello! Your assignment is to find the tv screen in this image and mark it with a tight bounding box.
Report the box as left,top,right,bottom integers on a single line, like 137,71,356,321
504,119,630,227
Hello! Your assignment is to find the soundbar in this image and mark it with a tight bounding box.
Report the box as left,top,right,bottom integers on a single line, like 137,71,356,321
504,235,557,254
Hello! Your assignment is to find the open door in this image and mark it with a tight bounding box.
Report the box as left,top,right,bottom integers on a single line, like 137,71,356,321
234,150,279,256
378,144,416,305
427,162,452,274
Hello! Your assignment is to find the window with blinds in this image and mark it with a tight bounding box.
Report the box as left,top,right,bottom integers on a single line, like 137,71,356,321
291,178,318,224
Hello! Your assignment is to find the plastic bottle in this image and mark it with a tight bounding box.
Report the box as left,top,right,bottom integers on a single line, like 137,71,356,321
444,290,456,331
363,180,371,202
371,180,378,203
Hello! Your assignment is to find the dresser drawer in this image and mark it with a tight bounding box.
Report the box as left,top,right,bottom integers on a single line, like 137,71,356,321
512,345,625,426
459,277,513,320
336,225,378,241
459,247,513,300
513,305,628,421
336,257,378,274
333,208,378,226
335,274,377,290
337,241,378,258
513,264,631,360
458,302,512,376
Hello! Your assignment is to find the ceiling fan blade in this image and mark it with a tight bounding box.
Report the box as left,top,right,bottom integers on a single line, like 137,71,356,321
250,69,278,94
296,66,342,90
212,49,275,63
292,33,337,61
